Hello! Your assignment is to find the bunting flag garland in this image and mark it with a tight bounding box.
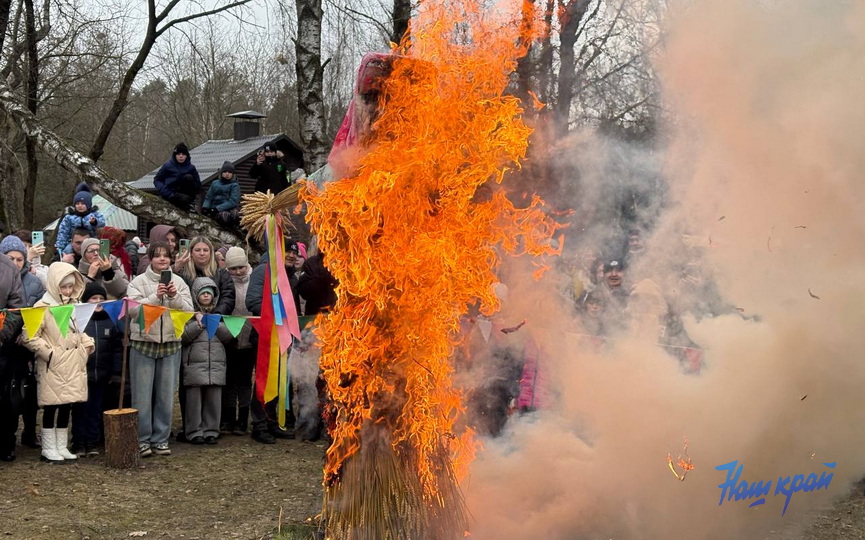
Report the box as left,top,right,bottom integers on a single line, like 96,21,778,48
202,314,221,340
21,306,47,339
142,304,167,333
222,315,247,338
73,303,98,332
169,310,194,337
100,300,124,323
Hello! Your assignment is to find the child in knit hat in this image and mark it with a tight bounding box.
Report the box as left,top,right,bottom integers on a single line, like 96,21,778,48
55,183,106,254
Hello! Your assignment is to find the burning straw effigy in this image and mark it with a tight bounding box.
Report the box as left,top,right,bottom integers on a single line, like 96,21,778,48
247,1,561,538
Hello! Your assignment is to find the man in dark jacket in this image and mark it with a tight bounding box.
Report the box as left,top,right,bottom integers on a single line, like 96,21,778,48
250,143,290,195
245,240,303,444
0,253,27,461
154,143,202,211
296,251,338,316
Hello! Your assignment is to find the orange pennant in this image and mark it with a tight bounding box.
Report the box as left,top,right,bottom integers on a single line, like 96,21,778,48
142,304,168,333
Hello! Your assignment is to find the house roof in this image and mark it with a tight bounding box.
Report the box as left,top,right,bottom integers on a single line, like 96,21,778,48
43,194,138,232
127,133,304,190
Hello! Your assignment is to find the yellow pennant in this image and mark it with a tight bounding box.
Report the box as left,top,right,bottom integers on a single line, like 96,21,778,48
21,307,47,339
169,309,194,338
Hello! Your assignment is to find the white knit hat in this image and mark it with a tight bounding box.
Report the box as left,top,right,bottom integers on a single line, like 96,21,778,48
224,246,248,269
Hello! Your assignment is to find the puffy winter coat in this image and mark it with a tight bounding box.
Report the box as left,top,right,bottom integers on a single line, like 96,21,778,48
296,254,338,316
79,255,129,299
153,156,201,199
83,310,122,384
55,209,106,251
25,263,95,407
20,263,45,307
182,277,233,386
203,177,240,212
126,265,193,343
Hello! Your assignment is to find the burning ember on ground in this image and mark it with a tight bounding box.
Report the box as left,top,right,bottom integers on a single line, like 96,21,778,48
667,435,695,482
301,0,560,537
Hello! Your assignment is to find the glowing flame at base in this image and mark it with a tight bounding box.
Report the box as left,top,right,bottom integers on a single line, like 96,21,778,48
302,1,559,537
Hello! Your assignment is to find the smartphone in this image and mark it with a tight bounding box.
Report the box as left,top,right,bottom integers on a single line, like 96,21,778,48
179,238,189,256
160,270,172,285
99,239,110,258
31,230,43,246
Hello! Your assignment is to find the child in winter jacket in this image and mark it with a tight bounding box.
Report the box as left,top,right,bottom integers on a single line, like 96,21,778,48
182,277,233,444
71,282,123,456
24,263,95,463
55,183,105,254
153,143,201,211
202,162,241,228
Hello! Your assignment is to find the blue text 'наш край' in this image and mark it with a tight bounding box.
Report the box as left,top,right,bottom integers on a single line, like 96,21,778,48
715,460,835,515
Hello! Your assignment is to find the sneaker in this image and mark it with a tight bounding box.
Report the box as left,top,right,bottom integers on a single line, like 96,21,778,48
86,446,99,457
204,436,218,445
190,436,204,445
72,444,86,458
269,426,295,440
139,443,153,458
152,443,171,456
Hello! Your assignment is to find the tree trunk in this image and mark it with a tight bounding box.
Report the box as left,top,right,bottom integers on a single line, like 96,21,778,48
22,0,38,228
391,0,411,45
0,0,13,52
0,80,245,246
103,409,140,469
295,0,328,172
555,0,593,137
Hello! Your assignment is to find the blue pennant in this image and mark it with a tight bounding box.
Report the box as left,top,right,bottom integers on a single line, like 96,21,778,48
202,314,221,340
101,300,124,323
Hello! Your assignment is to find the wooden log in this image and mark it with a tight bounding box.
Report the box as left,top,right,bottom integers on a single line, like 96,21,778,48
103,408,140,469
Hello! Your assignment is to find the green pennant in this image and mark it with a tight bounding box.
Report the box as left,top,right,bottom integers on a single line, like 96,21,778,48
137,307,145,330
50,305,75,338
222,315,247,338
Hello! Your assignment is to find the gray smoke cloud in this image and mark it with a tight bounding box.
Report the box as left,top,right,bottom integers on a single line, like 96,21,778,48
463,0,865,538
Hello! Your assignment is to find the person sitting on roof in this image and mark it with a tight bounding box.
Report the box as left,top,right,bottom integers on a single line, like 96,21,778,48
153,143,202,212
202,161,241,228
250,143,290,195
56,183,105,255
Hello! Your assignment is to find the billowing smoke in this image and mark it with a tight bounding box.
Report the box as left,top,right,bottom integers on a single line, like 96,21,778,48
463,0,865,538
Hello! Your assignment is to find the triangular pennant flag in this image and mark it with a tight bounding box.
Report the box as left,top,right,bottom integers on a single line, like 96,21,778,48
137,307,145,330
101,300,123,322
169,309,194,338
21,307,47,339
0,310,6,333
142,305,167,333
222,315,247,338
121,298,140,320
478,319,493,343
73,303,98,332
50,305,75,338
298,315,316,331
202,314,221,340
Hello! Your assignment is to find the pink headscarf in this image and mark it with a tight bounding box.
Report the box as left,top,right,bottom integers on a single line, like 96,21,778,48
328,52,395,176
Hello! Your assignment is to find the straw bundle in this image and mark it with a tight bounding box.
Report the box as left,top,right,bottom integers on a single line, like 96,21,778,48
240,184,303,241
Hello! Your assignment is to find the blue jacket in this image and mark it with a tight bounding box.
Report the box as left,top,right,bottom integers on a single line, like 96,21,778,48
55,209,106,250
203,178,241,212
153,156,201,198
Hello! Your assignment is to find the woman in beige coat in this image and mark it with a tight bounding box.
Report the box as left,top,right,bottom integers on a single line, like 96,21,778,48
25,262,95,462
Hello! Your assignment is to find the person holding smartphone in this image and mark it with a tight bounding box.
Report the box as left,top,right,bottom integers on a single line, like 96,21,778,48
77,238,129,299
126,241,193,457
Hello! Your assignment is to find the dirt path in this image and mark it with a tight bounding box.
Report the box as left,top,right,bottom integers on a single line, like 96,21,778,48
3,436,863,540
0,436,325,540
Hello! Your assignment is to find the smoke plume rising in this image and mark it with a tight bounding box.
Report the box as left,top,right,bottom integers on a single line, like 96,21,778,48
464,0,865,538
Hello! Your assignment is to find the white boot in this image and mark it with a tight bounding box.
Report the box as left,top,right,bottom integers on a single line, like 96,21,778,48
40,429,64,463
54,428,77,460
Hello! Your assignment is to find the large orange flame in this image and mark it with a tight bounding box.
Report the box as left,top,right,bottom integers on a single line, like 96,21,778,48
302,0,558,509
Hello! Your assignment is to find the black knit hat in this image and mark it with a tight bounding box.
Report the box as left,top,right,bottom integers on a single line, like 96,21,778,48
173,142,190,156
82,281,108,303
220,161,235,174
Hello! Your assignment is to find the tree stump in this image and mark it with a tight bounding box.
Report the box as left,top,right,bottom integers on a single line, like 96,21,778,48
103,408,140,469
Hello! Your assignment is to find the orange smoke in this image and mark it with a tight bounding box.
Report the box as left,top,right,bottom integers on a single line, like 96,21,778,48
302,0,559,500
